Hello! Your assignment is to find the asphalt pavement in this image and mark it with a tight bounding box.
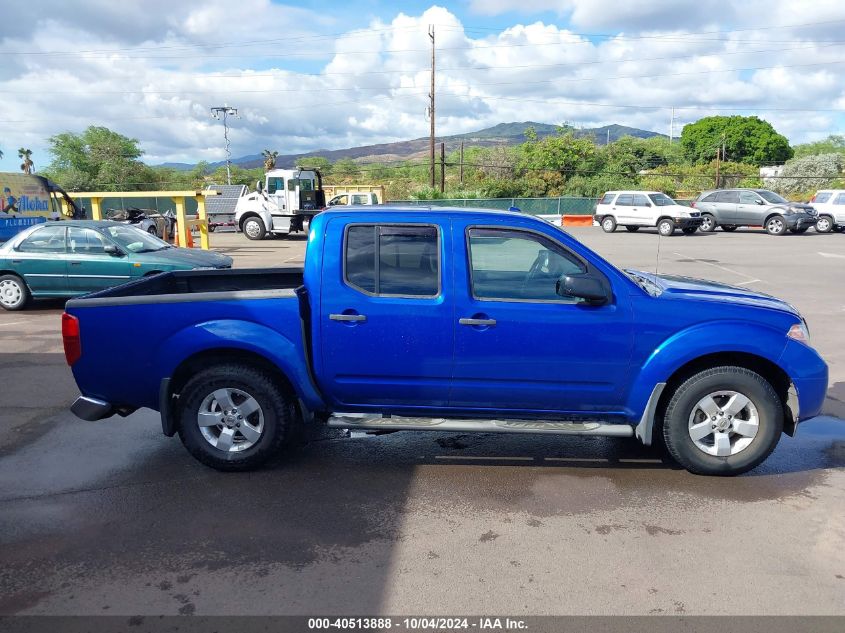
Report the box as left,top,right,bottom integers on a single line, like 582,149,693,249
1,224,844,616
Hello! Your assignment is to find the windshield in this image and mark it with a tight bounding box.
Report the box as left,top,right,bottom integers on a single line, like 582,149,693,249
103,225,170,253
757,190,788,204
648,193,676,207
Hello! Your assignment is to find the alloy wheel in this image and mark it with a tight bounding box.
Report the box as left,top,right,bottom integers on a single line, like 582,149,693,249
197,387,265,453
688,390,759,457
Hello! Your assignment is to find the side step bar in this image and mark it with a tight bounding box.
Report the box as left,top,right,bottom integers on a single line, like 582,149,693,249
327,414,634,437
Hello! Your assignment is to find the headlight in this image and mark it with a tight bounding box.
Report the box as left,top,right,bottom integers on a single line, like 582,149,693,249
787,322,810,345
783,207,796,215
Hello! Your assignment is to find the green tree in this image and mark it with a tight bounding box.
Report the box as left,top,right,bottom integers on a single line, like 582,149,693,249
680,116,793,166
774,153,845,196
332,158,361,179
792,135,845,159
42,126,148,191
296,156,332,175
18,148,34,174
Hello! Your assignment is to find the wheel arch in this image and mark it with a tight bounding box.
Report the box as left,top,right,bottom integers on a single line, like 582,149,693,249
164,347,300,437
654,351,794,442
238,211,264,230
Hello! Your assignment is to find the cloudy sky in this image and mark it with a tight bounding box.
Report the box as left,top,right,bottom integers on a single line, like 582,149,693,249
1,0,844,173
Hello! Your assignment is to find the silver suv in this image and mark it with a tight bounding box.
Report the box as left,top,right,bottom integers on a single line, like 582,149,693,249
692,189,817,235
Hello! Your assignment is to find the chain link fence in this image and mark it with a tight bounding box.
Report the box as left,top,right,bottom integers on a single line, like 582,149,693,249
391,196,695,214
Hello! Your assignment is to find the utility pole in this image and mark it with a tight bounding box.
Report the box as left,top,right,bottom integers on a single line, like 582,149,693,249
459,141,464,186
669,107,675,144
440,142,445,193
428,25,436,188
606,129,610,146
210,105,238,185
714,133,726,188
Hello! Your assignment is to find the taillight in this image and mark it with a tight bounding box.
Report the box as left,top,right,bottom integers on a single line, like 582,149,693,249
62,313,81,366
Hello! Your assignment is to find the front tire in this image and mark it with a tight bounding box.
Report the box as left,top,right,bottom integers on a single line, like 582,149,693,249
242,217,267,241
815,215,834,233
699,213,716,232
657,218,675,236
0,274,30,311
601,216,617,233
681,226,697,235
177,364,291,471
765,215,787,235
662,366,783,476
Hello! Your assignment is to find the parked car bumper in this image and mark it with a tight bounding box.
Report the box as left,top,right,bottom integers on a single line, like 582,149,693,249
778,339,829,422
675,217,703,229
784,213,816,229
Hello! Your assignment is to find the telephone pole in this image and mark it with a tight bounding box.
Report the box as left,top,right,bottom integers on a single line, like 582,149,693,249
210,105,238,185
459,141,464,186
669,107,675,144
428,25,436,188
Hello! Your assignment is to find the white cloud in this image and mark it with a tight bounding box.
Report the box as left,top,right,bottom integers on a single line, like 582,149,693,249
0,1,843,174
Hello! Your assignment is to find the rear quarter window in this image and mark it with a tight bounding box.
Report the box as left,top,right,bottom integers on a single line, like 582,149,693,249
814,192,832,203
599,192,616,205
700,193,718,203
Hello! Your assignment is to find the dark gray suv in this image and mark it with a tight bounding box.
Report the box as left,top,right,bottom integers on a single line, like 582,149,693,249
692,189,817,235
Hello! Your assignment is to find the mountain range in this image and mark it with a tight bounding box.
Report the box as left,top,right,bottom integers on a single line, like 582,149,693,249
160,121,665,171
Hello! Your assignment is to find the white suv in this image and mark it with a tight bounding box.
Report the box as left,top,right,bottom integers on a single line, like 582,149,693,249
809,190,845,233
594,191,703,236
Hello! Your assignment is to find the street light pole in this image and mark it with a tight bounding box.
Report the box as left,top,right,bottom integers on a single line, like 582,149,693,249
210,105,238,185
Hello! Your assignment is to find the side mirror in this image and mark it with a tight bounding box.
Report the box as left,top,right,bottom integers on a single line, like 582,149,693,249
756,199,765,205
104,244,124,257
256,180,264,193
556,274,609,305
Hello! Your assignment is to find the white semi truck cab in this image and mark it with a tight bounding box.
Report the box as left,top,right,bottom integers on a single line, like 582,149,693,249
234,168,325,240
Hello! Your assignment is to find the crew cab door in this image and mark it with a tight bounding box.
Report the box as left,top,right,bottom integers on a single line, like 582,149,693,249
318,218,453,408
450,221,633,414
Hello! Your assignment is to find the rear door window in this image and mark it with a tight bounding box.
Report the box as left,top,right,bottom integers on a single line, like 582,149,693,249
632,194,650,206
615,194,633,206
716,191,740,203
344,224,439,297
833,194,845,205
16,225,67,253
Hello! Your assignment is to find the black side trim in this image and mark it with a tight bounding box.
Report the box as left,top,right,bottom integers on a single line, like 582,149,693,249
159,377,177,437
296,285,326,408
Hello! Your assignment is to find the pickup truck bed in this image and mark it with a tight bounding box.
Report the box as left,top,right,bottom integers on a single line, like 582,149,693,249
77,267,304,301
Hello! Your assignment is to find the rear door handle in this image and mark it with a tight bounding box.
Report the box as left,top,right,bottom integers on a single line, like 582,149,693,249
330,313,367,322
459,318,496,326
69,261,82,266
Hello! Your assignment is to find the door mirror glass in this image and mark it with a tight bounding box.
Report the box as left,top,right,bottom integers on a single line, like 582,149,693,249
103,244,123,256
556,274,609,305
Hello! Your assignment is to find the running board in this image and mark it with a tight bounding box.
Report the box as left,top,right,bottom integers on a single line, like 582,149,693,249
327,414,634,437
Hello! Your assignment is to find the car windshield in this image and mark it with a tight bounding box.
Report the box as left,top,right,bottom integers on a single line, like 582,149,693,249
648,193,676,206
103,225,170,253
757,190,788,204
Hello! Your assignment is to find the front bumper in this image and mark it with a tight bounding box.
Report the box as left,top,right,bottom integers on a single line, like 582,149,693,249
784,213,816,229
778,339,829,423
675,217,703,228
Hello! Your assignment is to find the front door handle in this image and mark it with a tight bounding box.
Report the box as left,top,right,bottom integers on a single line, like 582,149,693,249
459,318,496,326
69,261,82,266
330,313,367,322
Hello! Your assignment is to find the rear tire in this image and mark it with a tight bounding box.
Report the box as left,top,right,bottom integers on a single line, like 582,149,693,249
177,364,291,471
0,274,30,311
625,226,640,232
662,366,783,476
601,216,617,233
699,213,716,232
242,217,267,241
765,215,787,236
815,215,834,233
657,218,675,236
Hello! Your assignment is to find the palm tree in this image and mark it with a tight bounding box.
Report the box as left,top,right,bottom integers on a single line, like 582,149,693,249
18,148,33,174
262,149,279,172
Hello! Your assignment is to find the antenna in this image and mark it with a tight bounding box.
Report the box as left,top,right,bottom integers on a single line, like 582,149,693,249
655,230,662,276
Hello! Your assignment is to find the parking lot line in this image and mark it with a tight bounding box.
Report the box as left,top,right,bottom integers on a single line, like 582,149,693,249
673,252,765,283
818,252,845,259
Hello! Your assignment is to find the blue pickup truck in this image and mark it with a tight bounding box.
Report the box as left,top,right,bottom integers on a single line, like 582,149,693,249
64,207,828,476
